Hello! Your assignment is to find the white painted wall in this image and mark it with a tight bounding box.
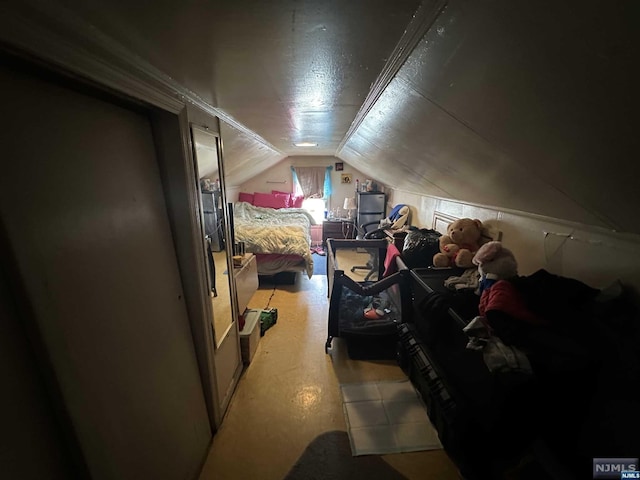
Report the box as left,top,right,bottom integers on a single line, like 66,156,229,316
234,156,385,214
390,190,640,291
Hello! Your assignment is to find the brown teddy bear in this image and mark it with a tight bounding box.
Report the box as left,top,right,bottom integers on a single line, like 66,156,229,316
433,218,484,268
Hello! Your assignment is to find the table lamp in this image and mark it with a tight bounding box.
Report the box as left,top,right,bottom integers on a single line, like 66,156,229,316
343,197,356,220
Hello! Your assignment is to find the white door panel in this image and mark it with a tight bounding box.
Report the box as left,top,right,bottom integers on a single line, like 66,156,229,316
0,64,211,480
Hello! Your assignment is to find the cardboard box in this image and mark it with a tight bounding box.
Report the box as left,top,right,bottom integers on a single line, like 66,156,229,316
239,309,261,364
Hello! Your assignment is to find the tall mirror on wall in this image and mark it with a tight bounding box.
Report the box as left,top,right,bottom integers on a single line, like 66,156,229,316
191,126,235,348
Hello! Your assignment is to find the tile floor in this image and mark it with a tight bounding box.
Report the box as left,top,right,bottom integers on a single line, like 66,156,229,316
198,272,460,480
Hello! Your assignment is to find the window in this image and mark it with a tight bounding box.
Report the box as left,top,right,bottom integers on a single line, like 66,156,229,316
292,165,333,223
302,197,326,224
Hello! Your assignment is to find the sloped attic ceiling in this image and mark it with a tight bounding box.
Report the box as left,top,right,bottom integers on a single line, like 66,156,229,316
219,122,286,186
339,0,639,233
2,0,637,233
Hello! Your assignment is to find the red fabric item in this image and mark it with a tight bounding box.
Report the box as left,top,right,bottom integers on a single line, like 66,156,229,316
479,280,546,325
271,190,295,208
383,243,401,277
253,192,290,209
255,253,301,262
290,194,304,208
270,190,305,208
238,192,254,204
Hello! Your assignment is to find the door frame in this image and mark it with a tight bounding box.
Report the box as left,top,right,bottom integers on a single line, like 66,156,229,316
0,18,223,435
188,122,243,420
0,54,217,480
152,109,222,430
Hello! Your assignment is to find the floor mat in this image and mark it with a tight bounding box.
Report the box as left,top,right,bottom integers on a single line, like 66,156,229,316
311,252,327,275
340,379,442,456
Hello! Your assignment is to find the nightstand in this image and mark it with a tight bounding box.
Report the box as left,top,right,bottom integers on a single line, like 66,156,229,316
322,219,355,245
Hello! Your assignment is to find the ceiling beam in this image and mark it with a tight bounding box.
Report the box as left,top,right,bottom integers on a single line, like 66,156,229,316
336,0,448,157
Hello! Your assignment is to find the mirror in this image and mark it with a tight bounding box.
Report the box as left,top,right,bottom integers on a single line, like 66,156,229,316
191,126,235,348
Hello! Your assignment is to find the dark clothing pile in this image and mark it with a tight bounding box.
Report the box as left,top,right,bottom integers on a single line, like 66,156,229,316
480,269,640,476
408,267,639,479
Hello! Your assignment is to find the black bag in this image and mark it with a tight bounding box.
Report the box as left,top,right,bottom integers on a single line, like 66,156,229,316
363,228,386,240
402,227,442,269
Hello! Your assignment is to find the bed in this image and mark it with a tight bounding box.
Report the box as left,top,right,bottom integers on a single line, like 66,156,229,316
232,202,316,278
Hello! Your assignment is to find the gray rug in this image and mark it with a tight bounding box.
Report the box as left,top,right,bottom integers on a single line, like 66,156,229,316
283,430,407,480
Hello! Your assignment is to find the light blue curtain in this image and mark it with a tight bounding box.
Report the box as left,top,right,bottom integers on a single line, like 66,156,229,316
323,166,333,199
290,166,301,194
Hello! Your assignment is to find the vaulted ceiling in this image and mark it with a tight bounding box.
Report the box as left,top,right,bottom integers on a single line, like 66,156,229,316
2,0,638,233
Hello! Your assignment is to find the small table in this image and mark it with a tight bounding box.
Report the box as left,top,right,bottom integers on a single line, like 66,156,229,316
322,219,355,245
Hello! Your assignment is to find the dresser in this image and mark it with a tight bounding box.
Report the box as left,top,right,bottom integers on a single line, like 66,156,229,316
234,253,258,316
322,219,355,245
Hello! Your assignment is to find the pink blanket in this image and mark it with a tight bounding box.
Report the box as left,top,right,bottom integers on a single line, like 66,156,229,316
383,243,402,277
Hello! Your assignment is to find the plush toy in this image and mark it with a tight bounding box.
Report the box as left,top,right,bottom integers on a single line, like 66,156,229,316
472,240,545,326
464,241,538,369
472,241,518,293
433,218,484,268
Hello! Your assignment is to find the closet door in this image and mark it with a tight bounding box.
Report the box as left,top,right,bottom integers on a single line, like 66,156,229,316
0,63,211,479
0,264,74,478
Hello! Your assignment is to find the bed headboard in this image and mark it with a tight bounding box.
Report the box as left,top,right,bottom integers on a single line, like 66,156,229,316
432,211,502,242
432,211,459,235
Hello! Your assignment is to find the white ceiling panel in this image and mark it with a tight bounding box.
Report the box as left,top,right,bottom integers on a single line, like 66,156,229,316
2,0,637,233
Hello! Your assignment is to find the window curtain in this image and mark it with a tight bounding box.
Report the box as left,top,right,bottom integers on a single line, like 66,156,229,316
291,166,332,198
323,166,332,199
291,167,301,195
